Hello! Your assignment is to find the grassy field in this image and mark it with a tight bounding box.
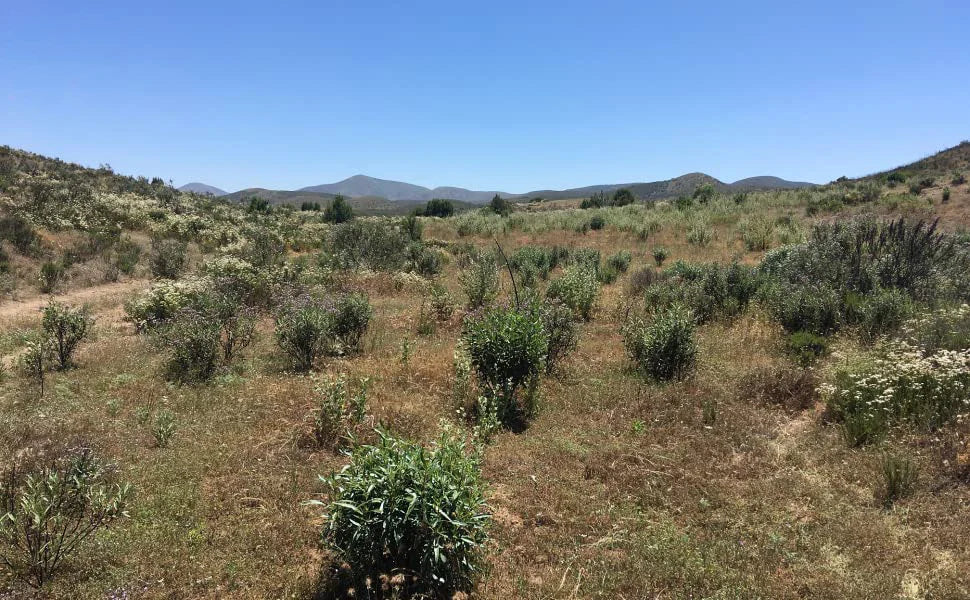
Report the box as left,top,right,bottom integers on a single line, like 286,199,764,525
1,144,970,598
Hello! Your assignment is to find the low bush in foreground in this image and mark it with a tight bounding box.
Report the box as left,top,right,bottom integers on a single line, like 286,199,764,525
319,429,489,598
623,305,697,381
0,447,132,588
822,341,970,445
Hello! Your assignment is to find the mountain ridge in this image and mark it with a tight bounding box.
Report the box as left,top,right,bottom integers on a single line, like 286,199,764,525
211,172,816,205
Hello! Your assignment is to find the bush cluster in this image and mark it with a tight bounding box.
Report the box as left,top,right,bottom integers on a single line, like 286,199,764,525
320,429,489,598
623,305,698,381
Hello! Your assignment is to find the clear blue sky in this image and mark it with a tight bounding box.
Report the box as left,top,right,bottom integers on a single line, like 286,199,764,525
2,1,968,193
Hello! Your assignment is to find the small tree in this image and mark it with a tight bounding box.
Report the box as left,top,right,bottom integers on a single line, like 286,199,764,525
611,188,636,206
324,195,353,224
488,194,512,217
423,198,455,217
41,301,92,370
0,447,132,588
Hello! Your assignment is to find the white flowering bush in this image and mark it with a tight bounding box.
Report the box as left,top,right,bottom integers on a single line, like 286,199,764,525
124,277,211,332
823,341,970,445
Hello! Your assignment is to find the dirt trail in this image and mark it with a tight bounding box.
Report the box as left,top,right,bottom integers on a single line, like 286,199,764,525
0,279,147,324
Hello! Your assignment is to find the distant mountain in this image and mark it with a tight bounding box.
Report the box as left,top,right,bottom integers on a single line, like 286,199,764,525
178,182,227,196
299,174,509,203
730,176,814,190
220,171,815,208
515,172,813,202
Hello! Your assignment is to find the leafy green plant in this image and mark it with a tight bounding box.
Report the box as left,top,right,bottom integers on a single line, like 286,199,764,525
462,304,547,429
0,447,132,588
739,215,775,251
331,293,372,354
158,308,221,383
606,250,632,273
18,337,52,396
547,266,599,321
589,215,606,230
623,305,698,381
152,409,177,448
459,250,499,309
113,237,141,275
541,300,579,374
942,187,951,203
274,296,334,372
318,429,489,598
0,215,38,255
785,331,829,366
39,260,64,293
312,375,369,449
857,288,912,340
652,247,669,268
149,237,187,279
879,454,918,508
41,300,92,370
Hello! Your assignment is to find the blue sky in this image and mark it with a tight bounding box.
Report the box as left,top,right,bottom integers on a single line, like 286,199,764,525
2,1,968,193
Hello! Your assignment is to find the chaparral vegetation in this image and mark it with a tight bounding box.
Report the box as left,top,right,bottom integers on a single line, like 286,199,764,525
2,142,970,598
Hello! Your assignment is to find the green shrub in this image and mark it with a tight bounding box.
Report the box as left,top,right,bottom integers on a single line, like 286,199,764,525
589,215,606,230
597,263,619,284
686,221,713,246
274,295,334,371
459,251,499,309
541,300,579,374
331,293,372,354
149,237,187,279
569,248,601,273
208,289,258,361
319,429,489,598
158,308,221,382
765,284,842,335
739,215,775,251
547,266,599,320
509,246,556,284
0,215,38,254
623,305,698,381
652,247,669,267
857,288,912,340
942,187,951,203
0,245,9,274
785,331,829,366
462,304,547,428
152,410,177,448
879,454,919,508
39,261,64,293
328,220,410,271
41,300,92,370
0,447,132,588
606,250,632,273
429,282,456,320
693,183,716,204
412,245,442,277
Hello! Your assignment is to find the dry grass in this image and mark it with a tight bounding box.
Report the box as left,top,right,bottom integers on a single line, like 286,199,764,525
2,198,970,598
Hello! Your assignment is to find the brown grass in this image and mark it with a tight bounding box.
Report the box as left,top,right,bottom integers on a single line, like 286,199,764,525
2,202,970,598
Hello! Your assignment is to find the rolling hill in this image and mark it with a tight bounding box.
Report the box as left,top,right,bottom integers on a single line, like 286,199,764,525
178,182,227,196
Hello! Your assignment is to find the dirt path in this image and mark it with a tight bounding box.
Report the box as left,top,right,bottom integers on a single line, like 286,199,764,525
0,279,148,324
